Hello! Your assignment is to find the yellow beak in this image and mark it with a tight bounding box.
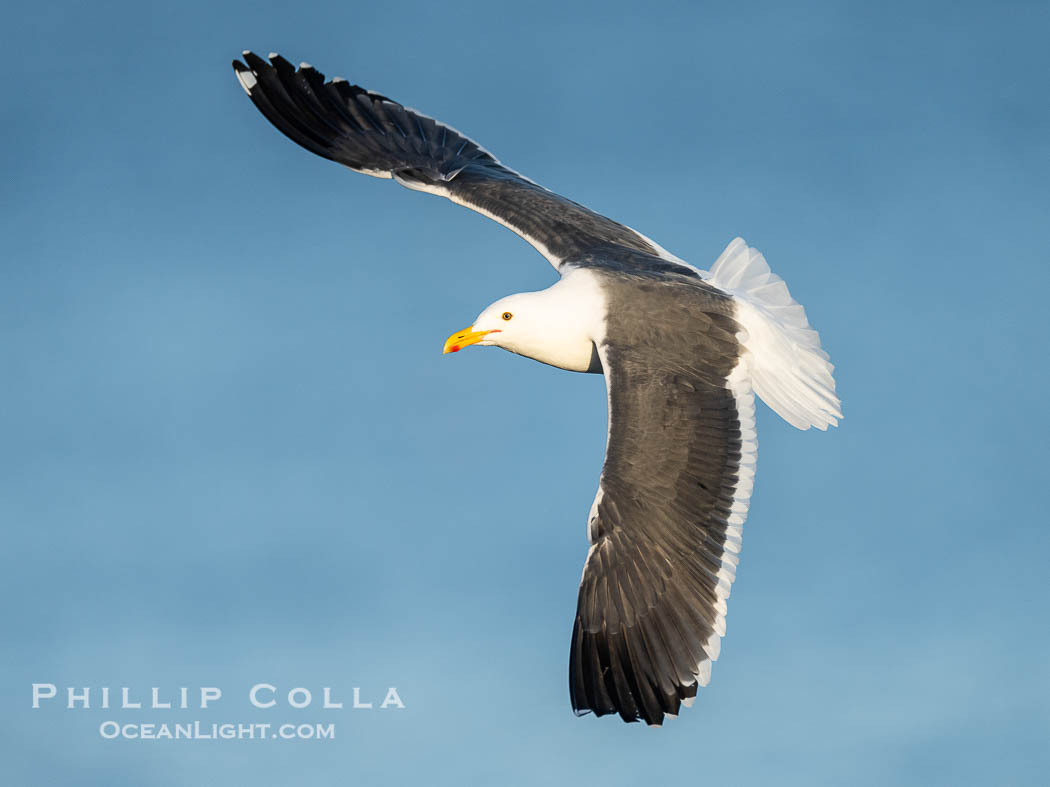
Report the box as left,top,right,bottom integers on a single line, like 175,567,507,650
443,326,499,354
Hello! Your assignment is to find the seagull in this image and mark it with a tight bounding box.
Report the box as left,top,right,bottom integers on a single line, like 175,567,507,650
232,51,841,726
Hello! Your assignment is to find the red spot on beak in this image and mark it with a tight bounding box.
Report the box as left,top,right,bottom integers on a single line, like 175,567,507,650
449,345,460,353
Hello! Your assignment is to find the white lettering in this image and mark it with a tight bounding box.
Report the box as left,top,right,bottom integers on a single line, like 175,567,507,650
32,683,56,708
250,683,276,708
288,687,311,709
381,687,405,709
353,687,372,709
323,687,342,709
68,687,90,709
151,687,171,709
121,688,141,709
200,687,221,709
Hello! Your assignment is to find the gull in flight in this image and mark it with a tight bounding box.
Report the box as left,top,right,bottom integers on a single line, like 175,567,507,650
233,51,841,726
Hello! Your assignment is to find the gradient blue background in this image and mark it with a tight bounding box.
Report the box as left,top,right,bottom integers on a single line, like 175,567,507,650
3,0,1048,784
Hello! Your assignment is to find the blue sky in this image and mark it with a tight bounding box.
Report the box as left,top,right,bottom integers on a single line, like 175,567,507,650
2,0,1048,784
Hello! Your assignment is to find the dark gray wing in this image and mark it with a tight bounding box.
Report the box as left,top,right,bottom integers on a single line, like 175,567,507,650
570,281,756,725
232,52,678,270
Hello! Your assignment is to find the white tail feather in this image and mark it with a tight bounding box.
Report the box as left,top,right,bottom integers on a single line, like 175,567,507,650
707,238,842,431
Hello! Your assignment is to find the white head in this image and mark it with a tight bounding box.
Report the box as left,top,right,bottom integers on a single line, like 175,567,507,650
442,273,606,373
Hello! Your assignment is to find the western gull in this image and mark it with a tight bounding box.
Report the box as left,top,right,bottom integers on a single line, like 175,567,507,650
232,52,842,726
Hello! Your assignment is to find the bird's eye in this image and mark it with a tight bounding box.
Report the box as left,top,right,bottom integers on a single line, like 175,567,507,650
502,312,513,321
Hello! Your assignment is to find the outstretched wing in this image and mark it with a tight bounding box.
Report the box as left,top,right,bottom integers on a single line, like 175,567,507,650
570,285,756,725
232,52,679,270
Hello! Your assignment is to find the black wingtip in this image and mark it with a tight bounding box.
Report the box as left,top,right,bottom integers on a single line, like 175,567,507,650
241,50,271,73
232,57,258,95
268,53,294,71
